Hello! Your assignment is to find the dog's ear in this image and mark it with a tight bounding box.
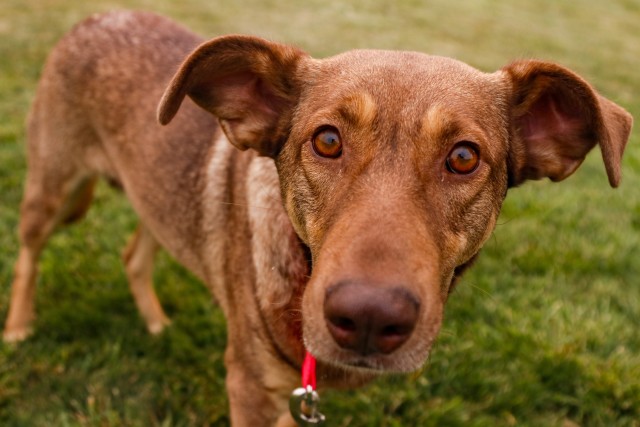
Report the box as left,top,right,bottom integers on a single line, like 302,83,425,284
158,35,308,157
503,60,633,187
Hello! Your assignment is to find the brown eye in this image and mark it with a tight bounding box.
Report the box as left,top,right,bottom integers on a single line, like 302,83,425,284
446,143,479,174
312,127,342,158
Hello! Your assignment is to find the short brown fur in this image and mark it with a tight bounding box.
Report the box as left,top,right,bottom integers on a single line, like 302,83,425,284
4,11,633,426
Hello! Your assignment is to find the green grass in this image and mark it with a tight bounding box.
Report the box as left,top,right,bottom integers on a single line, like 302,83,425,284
1,0,639,425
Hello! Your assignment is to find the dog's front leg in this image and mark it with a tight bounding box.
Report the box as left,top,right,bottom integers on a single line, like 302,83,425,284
225,346,292,427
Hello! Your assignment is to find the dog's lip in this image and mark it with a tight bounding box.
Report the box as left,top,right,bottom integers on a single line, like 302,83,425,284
329,357,386,373
316,351,412,374
346,360,385,372
319,349,432,375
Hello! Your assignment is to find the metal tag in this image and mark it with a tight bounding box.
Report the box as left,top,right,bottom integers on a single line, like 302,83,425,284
289,385,326,426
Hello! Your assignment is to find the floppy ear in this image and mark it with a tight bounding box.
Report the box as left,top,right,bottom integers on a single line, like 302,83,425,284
158,35,308,157
503,60,633,187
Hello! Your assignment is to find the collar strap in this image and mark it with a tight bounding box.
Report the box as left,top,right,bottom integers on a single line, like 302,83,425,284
301,351,317,390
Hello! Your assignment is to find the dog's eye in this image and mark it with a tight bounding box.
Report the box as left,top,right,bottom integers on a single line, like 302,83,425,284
446,143,479,174
312,127,342,158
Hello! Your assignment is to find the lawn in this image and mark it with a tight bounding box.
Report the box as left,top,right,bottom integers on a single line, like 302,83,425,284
1,0,639,426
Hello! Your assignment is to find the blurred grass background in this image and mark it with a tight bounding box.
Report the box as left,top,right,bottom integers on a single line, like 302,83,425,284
0,0,639,426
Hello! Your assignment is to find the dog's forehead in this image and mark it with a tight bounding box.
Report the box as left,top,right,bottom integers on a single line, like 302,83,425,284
299,49,505,124
309,49,496,96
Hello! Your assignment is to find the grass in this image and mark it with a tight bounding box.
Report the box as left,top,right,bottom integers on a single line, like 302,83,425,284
1,0,639,425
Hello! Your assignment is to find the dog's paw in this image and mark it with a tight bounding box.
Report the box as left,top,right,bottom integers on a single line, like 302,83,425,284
3,326,33,343
147,316,171,335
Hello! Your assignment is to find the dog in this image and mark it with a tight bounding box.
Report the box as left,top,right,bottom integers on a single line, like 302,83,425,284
3,10,632,426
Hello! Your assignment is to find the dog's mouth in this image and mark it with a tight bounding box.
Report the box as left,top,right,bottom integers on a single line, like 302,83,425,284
302,242,313,277
306,336,435,375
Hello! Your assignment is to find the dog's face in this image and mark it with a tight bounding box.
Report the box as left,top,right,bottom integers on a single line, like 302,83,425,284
159,36,632,373
277,51,509,371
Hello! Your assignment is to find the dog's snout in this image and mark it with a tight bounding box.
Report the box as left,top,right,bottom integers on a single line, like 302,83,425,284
323,282,420,356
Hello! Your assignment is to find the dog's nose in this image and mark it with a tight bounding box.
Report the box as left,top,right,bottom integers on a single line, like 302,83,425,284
323,282,420,355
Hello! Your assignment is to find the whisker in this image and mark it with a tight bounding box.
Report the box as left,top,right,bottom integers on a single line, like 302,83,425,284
437,328,455,337
496,217,513,226
466,282,495,301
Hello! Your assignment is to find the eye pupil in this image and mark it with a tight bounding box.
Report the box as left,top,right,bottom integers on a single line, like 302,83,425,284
312,128,343,158
446,143,479,174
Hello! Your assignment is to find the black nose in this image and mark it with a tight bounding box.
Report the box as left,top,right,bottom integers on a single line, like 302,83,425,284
323,281,420,356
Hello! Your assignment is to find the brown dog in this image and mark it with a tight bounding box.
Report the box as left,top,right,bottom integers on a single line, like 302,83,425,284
3,10,632,426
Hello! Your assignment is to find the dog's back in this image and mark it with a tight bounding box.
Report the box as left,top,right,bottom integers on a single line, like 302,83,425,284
27,11,221,271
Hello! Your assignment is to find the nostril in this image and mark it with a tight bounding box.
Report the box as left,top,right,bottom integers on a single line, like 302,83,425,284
331,316,357,332
376,323,414,354
380,324,409,337
327,316,359,350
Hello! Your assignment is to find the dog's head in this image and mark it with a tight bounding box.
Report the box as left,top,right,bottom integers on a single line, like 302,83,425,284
159,36,632,373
